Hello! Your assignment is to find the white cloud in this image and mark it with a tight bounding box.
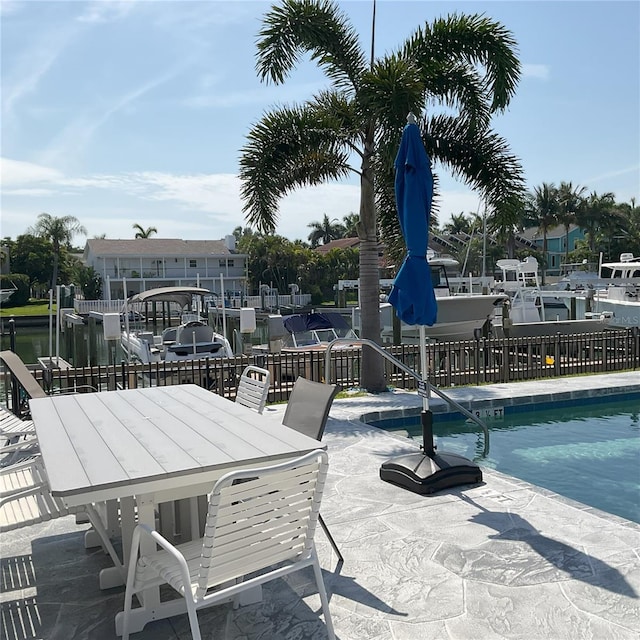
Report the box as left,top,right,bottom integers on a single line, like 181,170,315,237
522,64,550,80
38,62,191,169
0,157,64,185
76,0,136,24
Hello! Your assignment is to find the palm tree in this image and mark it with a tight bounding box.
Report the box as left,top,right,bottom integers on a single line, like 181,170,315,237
132,224,158,239
575,191,616,257
342,212,360,237
307,214,346,247
240,0,524,391
29,213,86,290
557,181,586,262
525,183,558,283
443,213,474,236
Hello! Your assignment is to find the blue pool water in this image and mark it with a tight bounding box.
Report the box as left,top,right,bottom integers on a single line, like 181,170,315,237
375,397,640,523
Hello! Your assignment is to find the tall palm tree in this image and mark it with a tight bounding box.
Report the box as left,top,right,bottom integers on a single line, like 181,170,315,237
29,213,86,290
557,181,586,262
307,214,346,247
132,224,158,239
525,183,558,283
240,0,524,391
575,191,616,257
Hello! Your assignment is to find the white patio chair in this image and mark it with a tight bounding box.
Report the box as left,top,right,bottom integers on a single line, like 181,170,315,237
0,457,124,580
235,365,271,414
0,407,36,440
121,450,334,640
282,377,343,563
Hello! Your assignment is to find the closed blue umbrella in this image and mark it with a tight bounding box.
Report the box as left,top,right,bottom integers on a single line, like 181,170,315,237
381,113,482,494
388,114,437,327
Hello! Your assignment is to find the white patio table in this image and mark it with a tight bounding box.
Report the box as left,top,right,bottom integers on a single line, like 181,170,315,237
29,383,325,636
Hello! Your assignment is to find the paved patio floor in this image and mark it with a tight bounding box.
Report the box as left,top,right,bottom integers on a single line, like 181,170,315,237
1,373,639,639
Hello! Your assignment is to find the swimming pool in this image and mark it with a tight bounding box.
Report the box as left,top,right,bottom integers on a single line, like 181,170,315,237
373,397,640,523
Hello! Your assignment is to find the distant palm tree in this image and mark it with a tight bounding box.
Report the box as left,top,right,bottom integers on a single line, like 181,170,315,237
557,181,586,262
575,191,616,256
307,214,346,247
29,212,86,290
132,224,158,239
443,213,473,236
342,213,360,237
525,183,558,282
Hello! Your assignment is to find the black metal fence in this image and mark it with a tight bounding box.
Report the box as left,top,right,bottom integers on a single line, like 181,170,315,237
2,329,638,416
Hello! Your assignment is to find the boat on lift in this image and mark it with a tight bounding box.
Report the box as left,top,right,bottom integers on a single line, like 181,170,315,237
120,286,233,363
353,255,506,343
492,257,610,337
573,253,640,329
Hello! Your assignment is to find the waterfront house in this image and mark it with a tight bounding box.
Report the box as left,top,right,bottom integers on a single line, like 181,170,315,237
83,236,248,300
520,224,586,277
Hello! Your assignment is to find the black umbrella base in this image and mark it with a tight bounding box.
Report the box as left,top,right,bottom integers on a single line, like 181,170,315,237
380,451,483,495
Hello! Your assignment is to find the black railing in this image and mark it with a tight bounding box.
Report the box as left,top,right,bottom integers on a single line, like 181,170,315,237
2,329,638,415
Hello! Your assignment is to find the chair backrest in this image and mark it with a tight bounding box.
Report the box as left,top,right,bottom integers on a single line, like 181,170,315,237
176,323,214,345
0,351,47,399
197,449,328,597
282,377,340,440
235,365,271,414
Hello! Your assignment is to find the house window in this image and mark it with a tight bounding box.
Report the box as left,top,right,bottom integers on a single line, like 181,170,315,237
189,259,197,268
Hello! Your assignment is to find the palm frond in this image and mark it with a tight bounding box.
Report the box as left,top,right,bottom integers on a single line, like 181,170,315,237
403,13,520,113
239,103,353,233
256,0,367,91
425,113,526,210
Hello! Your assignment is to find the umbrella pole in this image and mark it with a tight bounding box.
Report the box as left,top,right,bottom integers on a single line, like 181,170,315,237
419,325,435,457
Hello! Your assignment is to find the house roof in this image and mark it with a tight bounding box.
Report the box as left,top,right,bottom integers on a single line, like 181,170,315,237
315,237,361,253
84,238,243,257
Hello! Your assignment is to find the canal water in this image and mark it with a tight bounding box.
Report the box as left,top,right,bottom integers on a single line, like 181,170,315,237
1,313,270,366
1,323,127,367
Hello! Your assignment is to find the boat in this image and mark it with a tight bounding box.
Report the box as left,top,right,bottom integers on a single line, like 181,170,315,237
253,311,359,382
281,312,358,349
120,286,233,363
573,253,640,329
492,257,610,337
354,257,506,343
0,283,17,304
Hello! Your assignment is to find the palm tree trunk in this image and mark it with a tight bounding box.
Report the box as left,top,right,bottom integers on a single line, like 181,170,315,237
358,134,386,392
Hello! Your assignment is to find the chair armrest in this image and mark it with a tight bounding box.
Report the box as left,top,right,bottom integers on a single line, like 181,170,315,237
128,523,194,596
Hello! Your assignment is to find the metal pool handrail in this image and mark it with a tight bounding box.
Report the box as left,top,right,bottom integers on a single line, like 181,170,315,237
323,338,490,457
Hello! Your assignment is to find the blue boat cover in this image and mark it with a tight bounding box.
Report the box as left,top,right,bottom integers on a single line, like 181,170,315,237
283,312,350,334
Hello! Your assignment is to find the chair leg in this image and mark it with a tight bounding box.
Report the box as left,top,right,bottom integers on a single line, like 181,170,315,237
318,513,343,564
185,600,202,640
311,547,336,640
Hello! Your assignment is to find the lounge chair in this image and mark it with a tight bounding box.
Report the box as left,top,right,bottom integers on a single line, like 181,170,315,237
282,377,343,563
235,365,270,414
121,450,335,640
0,457,122,579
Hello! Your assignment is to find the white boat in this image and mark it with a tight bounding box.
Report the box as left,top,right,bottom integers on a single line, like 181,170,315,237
281,312,358,349
354,257,506,343
492,257,610,337
574,253,640,329
252,312,359,382
120,286,233,363
0,283,17,304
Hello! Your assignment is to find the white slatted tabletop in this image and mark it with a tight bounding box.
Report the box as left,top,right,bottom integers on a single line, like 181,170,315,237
29,384,324,507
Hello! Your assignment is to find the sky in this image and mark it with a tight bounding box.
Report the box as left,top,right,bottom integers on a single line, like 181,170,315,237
1,0,639,246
